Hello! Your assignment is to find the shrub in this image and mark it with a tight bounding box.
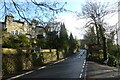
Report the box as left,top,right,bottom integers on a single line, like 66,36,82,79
107,54,116,66
88,50,104,64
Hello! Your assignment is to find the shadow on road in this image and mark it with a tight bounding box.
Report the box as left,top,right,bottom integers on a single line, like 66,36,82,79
86,61,120,80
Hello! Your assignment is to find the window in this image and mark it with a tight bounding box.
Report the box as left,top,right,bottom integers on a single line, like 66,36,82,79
43,32,46,37
19,32,22,35
27,28,29,34
24,27,28,33
32,25,35,28
15,30,18,35
8,18,12,25
10,31,14,35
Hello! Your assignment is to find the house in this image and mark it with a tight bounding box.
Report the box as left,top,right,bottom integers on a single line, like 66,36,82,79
0,22,5,31
4,13,34,38
2,13,45,39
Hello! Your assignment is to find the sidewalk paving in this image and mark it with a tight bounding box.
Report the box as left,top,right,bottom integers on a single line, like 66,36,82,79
86,61,120,80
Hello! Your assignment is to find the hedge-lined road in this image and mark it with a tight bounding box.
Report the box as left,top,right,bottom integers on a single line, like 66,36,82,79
18,50,87,78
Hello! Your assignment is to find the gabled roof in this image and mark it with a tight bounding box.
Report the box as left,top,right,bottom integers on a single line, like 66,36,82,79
6,13,14,18
14,20,24,24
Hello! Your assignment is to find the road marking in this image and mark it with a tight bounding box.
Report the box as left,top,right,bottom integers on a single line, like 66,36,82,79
84,62,87,79
83,63,85,66
82,65,85,68
79,59,86,78
84,60,86,63
81,69,84,73
79,74,82,78
7,57,69,80
7,70,34,80
7,65,47,80
38,66,46,70
53,60,63,64
53,58,68,64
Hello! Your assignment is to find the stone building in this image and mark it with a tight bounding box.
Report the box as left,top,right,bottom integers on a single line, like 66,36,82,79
1,13,45,38
4,13,36,38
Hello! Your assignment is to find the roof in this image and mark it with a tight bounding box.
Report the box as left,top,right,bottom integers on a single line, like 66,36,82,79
0,22,5,24
6,13,14,18
36,26,44,28
14,20,24,24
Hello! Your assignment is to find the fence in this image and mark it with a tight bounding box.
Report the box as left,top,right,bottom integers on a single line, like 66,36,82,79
2,48,64,76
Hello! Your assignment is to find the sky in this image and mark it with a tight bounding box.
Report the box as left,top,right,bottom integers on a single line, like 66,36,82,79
0,0,119,40
55,0,118,39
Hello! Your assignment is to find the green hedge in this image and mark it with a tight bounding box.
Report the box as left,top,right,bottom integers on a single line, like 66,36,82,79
88,50,118,67
88,50,104,64
107,54,117,67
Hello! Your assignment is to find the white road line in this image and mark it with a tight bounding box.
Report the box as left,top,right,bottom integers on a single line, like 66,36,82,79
7,57,69,80
84,60,86,63
7,65,47,80
82,65,85,68
83,63,85,66
38,66,46,70
53,58,68,64
79,59,86,78
53,60,62,64
7,70,34,80
84,62,87,79
79,73,82,78
81,69,84,73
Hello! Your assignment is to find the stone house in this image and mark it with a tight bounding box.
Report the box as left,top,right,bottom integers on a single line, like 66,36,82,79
4,13,36,38
0,13,46,39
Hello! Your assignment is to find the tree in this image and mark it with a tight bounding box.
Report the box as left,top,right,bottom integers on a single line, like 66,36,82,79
59,23,69,57
36,34,46,48
81,1,111,61
2,32,30,48
46,31,57,52
76,40,80,51
69,33,76,54
1,0,67,31
84,26,96,45
18,34,30,48
40,22,61,59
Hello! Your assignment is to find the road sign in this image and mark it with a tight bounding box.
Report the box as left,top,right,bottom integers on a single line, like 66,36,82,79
35,47,40,53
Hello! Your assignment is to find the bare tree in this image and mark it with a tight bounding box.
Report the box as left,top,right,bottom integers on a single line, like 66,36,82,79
0,0,67,28
82,2,109,44
81,1,117,61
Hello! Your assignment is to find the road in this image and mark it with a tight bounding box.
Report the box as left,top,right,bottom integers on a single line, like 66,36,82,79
15,50,87,79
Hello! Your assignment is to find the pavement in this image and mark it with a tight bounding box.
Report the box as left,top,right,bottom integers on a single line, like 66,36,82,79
86,61,120,80
7,50,87,79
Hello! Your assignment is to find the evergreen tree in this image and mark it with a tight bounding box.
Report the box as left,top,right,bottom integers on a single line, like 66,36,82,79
69,33,76,54
59,23,69,57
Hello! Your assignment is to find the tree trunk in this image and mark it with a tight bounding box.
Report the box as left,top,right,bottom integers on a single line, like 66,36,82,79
56,49,59,60
99,24,107,61
95,22,100,45
50,48,52,53
103,37,107,60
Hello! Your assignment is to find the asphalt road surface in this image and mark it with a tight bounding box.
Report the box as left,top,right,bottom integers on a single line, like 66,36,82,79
15,50,87,79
